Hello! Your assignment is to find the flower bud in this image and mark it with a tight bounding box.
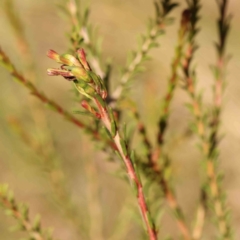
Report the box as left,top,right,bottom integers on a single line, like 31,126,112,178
71,67,91,82
47,50,61,63
81,100,101,119
59,54,80,66
74,81,96,99
83,84,96,96
47,68,74,78
77,49,90,70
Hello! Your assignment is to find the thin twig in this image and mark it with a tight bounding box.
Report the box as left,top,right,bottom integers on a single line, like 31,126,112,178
207,1,232,238
0,185,56,240
96,100,157,240
181,2,206,239
111,25,160,102
155,8,190,162
110,0,179,104
47,48,158,240
182,0,232,238
64,5,190,238
147,7,196,240
0,48,96,136
64,0,105,78
133,109,153,162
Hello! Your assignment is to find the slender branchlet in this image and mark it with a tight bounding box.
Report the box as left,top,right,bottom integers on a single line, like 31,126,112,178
140,17,191,237
155,8,191,162
0,185,55,240
181,0,205,152
131,118,190,238
125,6,193,239
0,46,119,164
0,48,99,136
110,0,178,173
110,0,179,103
57,1,189,236
208,0,232,238
110,9,186,229
47,48,157,240
62,0,177,175
210,0,231,157
58,0,105,79
133,108,153,161
47,45,192,239
182,0,233,238
180,2,206,239
0,39,189,240
143,4,199,240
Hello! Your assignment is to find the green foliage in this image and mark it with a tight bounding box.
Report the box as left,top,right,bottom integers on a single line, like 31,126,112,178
0,185,54,240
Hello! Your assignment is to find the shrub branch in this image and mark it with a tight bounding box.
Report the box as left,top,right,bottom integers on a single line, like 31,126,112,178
47,48,158,240
58,0,105,78
155,8,190,161
110,0,179,103
0,184,55,240
0,48,97,133
182,0,232,238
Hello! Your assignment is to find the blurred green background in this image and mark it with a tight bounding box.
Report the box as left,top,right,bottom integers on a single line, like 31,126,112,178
0,0,240,239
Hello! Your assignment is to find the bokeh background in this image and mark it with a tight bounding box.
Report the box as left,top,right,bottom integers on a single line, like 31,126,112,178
0,0,240,239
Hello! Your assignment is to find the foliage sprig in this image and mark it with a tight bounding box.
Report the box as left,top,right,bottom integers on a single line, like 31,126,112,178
58,0,105,79
181,0,233,239
0,184,55,240
110,0,179,103
156,7,191,161
47,48,158,240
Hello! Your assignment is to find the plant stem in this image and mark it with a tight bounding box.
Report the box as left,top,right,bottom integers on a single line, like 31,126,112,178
156,9,189,161
1,46,191,239
0,185,54,240
207,2,232,237
182,0,232,238
94,98,157,240
133,109,153,162
110,0,180,104
0,48,94,132
65,0,105,78
111,25,160,102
